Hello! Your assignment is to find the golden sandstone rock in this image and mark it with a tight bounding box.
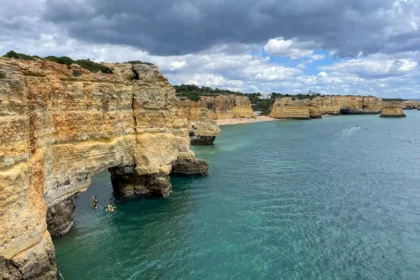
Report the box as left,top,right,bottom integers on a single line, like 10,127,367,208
270,96,384,119
384,100,420,110
182,95,255,120
380,103,407,118
269,98,311,119
0,58,207,279
191,109,221,145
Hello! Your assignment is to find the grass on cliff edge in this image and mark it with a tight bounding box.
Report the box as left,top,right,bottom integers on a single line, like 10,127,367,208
3,51,155,75
3,51,113,74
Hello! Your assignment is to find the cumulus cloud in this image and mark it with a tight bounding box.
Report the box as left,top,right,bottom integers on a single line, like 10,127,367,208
1,0,420,98
264,38,320,60
37,0,420,57
320,58,417,78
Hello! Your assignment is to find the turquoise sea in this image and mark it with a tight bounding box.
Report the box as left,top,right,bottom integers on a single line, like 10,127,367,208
54,111,420,280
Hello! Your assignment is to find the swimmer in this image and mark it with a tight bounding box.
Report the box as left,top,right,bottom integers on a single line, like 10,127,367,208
106,204,115,212
91,202,97,209
92,195,98,202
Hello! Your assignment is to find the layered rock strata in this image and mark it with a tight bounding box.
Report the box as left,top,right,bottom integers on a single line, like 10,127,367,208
191,109,221,145
171,158,209,176
380,104,407,118
270,96,384,119
269,98,311,119
0,58,207,279
181,95,255,120
383,100,420,110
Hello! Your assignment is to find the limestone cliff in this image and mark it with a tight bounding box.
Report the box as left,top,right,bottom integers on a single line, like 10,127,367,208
384,100,420,110
269,98,311,119
181,95,255,120
380,103,407,118
0,58,207,279
270,96,383,119
191,109,221,145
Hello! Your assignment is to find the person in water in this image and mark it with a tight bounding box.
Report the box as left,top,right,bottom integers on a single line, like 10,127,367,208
106,204,115,212
92,195,98,202
91,202,97,209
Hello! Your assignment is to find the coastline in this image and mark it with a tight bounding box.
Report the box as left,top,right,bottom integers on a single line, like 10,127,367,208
216,116,278,126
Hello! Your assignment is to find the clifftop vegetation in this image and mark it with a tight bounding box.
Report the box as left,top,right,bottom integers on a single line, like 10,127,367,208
382,98,405,102
3,51,114,74
0,51,146,75
174,84,323,115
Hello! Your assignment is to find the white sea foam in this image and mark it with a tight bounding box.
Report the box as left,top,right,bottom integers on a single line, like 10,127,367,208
340,126,361,136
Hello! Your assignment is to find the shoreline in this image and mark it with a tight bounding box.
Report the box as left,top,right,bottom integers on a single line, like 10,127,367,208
216,116,278,126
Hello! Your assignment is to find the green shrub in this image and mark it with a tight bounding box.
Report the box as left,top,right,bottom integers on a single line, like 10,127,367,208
382,98,406,102
3,51,36,60
3,51,114,74
72,70,82,77
45,56,113,74
0,72,5,79
126,60,154,66
45,56,74,65
75,59,113,74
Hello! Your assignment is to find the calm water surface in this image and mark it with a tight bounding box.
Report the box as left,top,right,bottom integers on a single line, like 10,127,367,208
55,111,420,280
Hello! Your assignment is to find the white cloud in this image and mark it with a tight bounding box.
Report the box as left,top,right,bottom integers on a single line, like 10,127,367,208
264,37,322,60
320,58,417,78
1,34,420,98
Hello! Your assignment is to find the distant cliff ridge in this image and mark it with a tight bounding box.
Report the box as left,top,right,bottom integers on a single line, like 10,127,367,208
181,95,255,120
0,58,207,279
270,96,384,119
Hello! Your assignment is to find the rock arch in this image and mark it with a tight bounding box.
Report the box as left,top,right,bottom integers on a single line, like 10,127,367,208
0,59,207,279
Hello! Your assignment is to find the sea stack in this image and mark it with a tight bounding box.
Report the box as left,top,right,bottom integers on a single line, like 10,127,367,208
380,103,407,118
191,109,221,145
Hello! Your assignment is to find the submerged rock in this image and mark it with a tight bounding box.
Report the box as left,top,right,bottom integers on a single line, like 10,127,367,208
191,109,221,145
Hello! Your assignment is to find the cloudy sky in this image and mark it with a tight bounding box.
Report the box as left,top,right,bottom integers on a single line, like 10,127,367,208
2,0,420,98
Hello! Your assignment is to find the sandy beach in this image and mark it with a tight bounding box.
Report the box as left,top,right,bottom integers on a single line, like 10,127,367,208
216,116,279,126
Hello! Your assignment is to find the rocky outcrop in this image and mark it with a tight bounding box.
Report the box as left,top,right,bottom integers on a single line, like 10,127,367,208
181,95,255,120
0,58,207,279
46,196,76,238
109,166,172,198
171,158,209,176
380,103,407,118
191,109,221,145
270,96,383,119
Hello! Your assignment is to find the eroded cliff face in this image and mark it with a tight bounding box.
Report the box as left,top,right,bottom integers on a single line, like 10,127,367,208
0,58,206,279
269,98,311,119
270,96,383,119
191,109,221,145
181,95,255,120
384,100,420,110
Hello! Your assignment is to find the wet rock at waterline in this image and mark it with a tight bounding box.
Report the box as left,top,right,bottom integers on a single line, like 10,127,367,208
191,109,221,145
